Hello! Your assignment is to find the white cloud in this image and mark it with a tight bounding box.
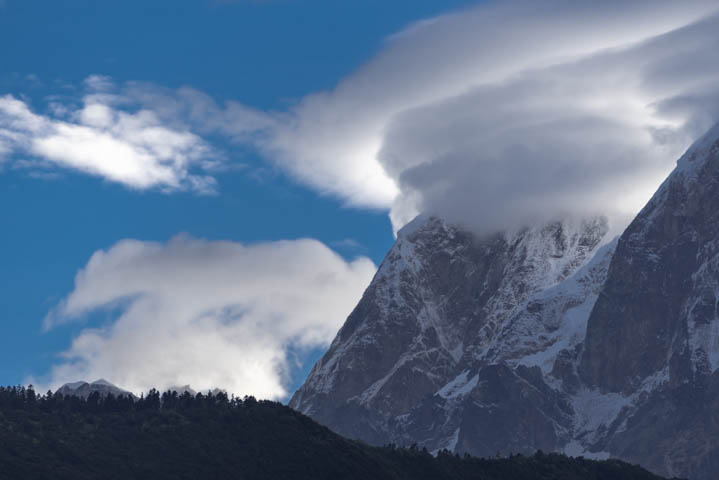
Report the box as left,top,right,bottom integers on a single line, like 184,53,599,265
84,74,116,93
0,89,218,193
378,25,719,231
41,235,376,399
231,0,717,220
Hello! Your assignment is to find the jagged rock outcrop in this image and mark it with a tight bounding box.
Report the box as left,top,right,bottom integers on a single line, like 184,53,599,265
291,124,719,480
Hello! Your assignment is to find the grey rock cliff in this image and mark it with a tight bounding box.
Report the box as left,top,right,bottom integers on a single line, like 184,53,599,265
577,124,719,479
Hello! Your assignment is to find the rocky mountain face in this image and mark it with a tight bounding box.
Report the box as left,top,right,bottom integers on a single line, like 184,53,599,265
291,124,719,480
576,124,719,479
291,213,614,452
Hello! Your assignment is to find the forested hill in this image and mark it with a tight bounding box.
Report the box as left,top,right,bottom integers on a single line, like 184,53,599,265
0,386,679,480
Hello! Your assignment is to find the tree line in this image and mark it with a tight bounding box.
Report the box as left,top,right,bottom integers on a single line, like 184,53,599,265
0,384,250,414
0,385,678,480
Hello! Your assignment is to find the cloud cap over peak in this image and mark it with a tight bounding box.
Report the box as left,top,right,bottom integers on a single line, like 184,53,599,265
233,0,719,233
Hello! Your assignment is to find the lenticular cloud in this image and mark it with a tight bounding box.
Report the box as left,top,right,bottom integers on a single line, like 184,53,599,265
242,0,719,233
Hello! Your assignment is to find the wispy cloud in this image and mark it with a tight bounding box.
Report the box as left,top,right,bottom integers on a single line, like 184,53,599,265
0,78,219,194
330,238,366,253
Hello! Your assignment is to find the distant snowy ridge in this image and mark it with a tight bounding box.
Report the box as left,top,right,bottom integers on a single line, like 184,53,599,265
56,379,137,399
55,380,225,399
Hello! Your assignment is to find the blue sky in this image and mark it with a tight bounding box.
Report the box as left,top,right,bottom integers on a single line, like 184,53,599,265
0,0,478,397
3,0,719,399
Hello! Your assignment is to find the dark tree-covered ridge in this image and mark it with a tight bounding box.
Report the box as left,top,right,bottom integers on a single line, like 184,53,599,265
0,386,681,480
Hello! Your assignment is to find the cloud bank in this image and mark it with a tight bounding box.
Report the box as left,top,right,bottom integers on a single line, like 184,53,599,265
41,236,375,399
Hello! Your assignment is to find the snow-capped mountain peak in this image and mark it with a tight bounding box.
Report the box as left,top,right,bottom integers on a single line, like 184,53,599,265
291,213,613,448
291,123,719,480
56,379,136,399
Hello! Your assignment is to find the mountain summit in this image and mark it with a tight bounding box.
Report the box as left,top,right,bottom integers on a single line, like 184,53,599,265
291,124,719,480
